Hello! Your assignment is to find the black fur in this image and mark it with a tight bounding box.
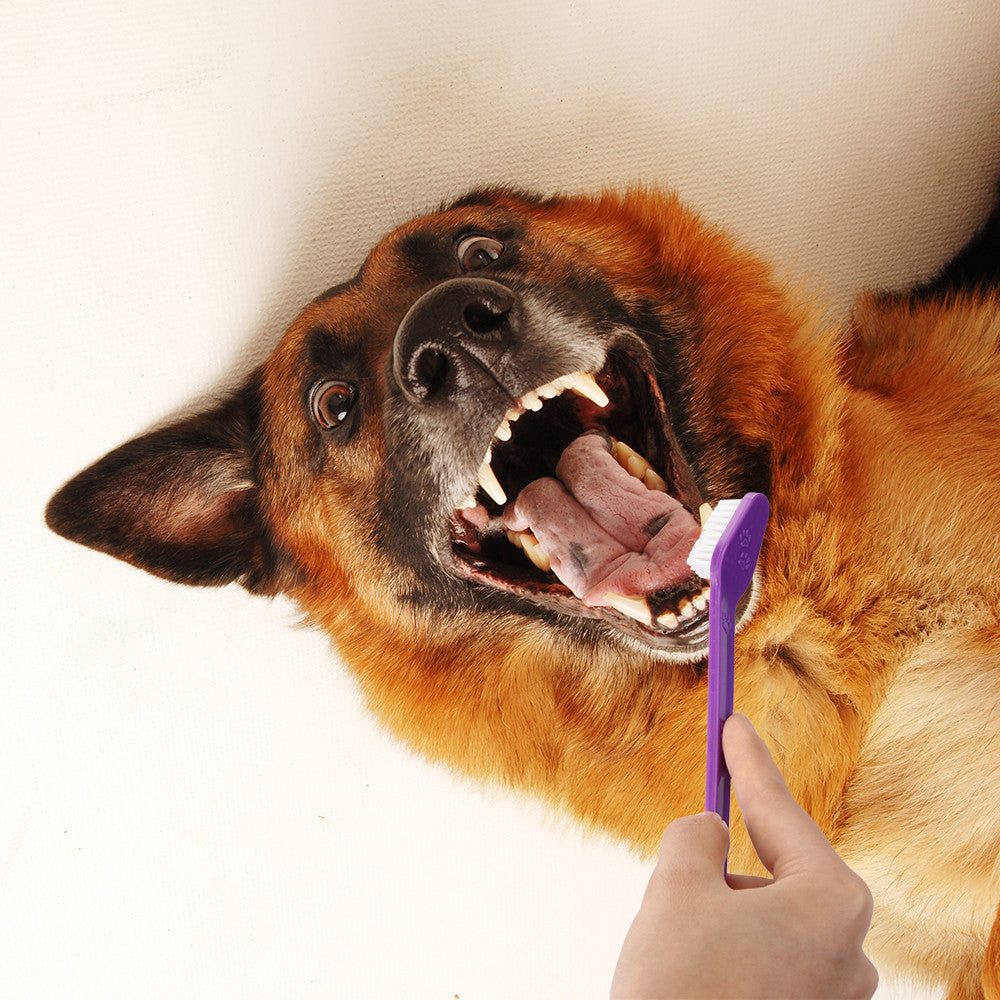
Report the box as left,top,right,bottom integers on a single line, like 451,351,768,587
913,183,1000,298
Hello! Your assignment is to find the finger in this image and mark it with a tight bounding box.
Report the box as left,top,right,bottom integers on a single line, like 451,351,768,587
723,714,842,879
654,811,731,884
724,872,773,890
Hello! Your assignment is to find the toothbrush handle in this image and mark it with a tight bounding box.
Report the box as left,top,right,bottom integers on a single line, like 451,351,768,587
703,491,769,826
705,594,736,824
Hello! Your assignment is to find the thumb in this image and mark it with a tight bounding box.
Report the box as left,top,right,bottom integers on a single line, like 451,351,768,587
654,811,731,885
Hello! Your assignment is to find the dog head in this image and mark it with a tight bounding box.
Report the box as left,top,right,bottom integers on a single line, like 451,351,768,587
47,187,787,664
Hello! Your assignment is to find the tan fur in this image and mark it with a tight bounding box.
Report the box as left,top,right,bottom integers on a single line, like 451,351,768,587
48,188,1000,996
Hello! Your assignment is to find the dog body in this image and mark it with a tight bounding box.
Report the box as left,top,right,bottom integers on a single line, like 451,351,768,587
47,187,1000,996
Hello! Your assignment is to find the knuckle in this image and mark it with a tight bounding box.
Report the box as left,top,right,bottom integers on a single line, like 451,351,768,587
851,957,880,999
846,871,875,924
828,869,874,927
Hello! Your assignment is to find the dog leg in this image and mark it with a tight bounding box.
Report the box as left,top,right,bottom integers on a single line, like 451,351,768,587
834,630,1000,995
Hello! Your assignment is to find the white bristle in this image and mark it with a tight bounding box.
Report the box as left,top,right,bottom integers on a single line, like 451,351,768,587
686,499,741,579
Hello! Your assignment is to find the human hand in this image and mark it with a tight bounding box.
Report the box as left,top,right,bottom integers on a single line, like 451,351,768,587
610,713,878,1000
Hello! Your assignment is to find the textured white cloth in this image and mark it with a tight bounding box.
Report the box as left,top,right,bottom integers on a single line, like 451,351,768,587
4,3,999,997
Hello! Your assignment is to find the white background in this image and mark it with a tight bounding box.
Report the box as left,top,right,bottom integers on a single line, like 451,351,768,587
5,2,1000,997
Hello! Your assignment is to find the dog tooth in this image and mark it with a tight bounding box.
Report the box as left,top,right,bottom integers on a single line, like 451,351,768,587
503,407,522,428
699,503,713,527
478,461,507,505
626,453,648,480
642,468,668,492
522,389,543,411
521,533,551,573
564,371,610,408
656,610,680,630
615,439,640,464
611,438,670,491
603,591,653,625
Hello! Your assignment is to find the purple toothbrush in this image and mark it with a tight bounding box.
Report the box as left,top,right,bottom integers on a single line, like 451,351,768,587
686,492,770,824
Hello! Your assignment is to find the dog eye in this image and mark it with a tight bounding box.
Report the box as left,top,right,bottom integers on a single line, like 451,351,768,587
309,379,357,430
457,235,503,271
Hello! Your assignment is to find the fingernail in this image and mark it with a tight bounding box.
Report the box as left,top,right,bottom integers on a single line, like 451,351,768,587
701,810,729,833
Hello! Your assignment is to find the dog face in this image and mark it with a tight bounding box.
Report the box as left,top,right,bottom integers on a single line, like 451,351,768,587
47,187,787,664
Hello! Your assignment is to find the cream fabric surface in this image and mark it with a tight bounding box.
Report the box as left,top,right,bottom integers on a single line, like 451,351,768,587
4,2,1000,997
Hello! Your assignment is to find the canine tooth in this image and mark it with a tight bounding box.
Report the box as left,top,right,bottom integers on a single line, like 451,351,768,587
699,503,713,527
521,533,551,573
603,591,653,625
657,610,680,630
507,528,552,573
478,461,507,504
522,389,543,411
565,371,610,408
642,468,668,492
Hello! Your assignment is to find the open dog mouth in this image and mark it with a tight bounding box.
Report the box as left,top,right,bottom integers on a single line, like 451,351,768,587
447,349,716,651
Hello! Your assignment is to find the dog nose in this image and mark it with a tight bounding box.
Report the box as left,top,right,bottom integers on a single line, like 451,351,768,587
393,277,520,403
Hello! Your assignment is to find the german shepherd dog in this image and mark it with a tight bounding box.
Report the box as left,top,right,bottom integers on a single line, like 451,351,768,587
47,185,1000,997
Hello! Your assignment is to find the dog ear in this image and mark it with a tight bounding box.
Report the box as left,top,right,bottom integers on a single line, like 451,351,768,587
45,372,286,594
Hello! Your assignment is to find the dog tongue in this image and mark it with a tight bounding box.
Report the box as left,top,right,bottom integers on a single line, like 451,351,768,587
502,432,701,606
